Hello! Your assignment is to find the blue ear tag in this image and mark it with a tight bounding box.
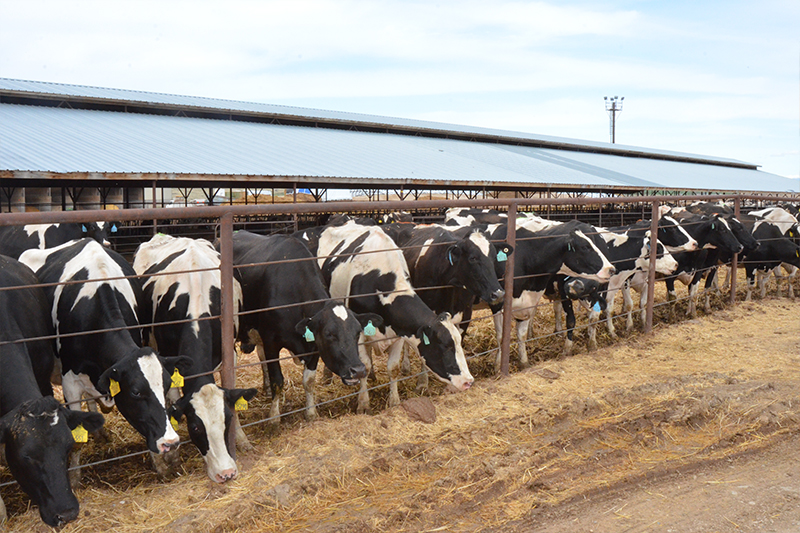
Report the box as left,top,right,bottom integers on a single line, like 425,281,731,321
567,242,573,252
497,250,508,262
592,301,602,312
422,333,431,345
111,224,118,233
711,223,715,230
363,320,377,336
303,326,315,342
81,224,87,233
448,249,454,265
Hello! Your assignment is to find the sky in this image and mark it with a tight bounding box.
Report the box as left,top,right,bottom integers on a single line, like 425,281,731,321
1,0,798,183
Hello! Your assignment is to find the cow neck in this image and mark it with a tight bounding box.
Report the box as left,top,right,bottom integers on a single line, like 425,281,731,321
380,293,437,338
518,231,571,278
0,344,44,414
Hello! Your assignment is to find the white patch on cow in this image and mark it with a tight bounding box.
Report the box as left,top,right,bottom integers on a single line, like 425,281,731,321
302,232,309,241
332,305,349,321
133,234,242,335
468,232,491,257
48,410,59,426
23,224,60,248
319,221,415,306
415,238,435,268
137,353,180,450
751,207,798,236
62,370,115,411
517,215,560,232
441,318,473,390
663,216,699,252
190,384,236,482
599,228,629,247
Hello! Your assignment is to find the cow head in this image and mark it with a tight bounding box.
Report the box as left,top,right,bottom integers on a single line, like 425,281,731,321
659,216,699,252
80,221,119,247
727,216,760,254
637,232,679,275
445,233,507,304
559,231,615,282
294,301,379,385
168,384,257,483
0,397,104,527
700,215,744,254
96,348,192,454
411,312,474,392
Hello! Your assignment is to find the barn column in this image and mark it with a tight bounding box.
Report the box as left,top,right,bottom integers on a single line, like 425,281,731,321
0,188,25,213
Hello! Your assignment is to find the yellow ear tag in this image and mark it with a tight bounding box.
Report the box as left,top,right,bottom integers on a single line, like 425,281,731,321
235,397,249,411
171,369,184,388
170,416,180,432
109,379,121,397
72,424,89,443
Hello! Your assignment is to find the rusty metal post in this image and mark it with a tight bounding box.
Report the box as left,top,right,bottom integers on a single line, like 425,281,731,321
645,200,660,333
730,195,741,306
151,180,158,235
219,212,237,458
499,202,517,376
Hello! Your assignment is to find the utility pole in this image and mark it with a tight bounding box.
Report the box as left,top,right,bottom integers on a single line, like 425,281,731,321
604,96,624,143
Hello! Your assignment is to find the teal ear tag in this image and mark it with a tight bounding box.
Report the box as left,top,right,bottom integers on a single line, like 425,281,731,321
496,250,508,262
592,301,602,312
304,327,315,342
422,333,431,345
363,320,377,336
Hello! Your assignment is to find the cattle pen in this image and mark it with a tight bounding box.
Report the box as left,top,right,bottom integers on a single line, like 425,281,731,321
1,192,799,532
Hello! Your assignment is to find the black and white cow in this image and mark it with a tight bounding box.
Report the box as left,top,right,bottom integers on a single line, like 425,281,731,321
444,207,509,226
133,234,258,483
229,231,380,422
302,220,474,411
488,220,616,371
376,211,413,224
0,255,105,527
0,221,118,259
742,208,800,300
18,239,191,478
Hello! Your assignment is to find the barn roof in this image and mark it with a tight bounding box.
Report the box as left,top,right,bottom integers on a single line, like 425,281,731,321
1,78,796,194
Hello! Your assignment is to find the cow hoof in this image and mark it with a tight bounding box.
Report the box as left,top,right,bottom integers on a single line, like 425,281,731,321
236,436,254,453
356,404,372,415
588,342,598,352
151,449,181,481
304,408,319,422
69,468,83,490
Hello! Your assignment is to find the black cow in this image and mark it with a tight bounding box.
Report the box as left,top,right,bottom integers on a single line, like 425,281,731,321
0,221,118,259
133,234,258,483
0,255,104,528
488,220,616,371
303,220,474,411
18,239,191,480
229,231,380,422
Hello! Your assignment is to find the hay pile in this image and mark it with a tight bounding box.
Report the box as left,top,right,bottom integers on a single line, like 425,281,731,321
2,274,799,532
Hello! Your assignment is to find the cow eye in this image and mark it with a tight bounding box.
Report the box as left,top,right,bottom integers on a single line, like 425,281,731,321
130,390,143,399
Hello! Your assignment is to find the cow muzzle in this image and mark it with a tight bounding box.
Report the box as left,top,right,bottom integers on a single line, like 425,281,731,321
214,468,238,483
488,289,505,304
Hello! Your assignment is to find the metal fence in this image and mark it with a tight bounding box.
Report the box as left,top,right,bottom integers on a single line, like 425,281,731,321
0,192,797,490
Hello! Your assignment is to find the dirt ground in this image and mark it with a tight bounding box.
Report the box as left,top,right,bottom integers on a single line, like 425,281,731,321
2,293,799,532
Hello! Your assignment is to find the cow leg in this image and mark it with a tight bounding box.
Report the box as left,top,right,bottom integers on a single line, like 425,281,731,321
721,265,732,292
234,411,253,451
356,342,373,414
758,270,770,298
248,330,270,392
561,300,575,356
516,318,532,368
745,266,756,301
772,265,784,298
587,305,601,352
302,356,320,421
62,371,97,488
264,349,284,426
785,265,797,299
664,277,677,319
0,493,5,527
552,300,564,335
638,285,649,328
150,448,181,481
492,313,504,374
686,271,703,317
386,339,406,408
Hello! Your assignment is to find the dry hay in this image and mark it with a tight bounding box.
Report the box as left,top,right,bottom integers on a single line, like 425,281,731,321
2,270,799,532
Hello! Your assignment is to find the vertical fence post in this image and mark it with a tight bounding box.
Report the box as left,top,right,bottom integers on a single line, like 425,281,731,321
219,212,237,458
730,195,741,306
645,200,660,334
499,202,517,376
151,180,158,235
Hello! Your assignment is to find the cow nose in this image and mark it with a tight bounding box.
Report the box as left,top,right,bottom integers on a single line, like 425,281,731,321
215,468,237,483
159,439,180,454
490,289,505,303
55,506,79,526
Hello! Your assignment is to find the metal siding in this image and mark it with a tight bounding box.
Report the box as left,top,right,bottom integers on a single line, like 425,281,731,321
0,102,796,192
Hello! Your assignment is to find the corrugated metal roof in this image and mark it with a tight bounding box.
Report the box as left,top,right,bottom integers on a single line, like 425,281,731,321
0,77,757,169
1,102,796,193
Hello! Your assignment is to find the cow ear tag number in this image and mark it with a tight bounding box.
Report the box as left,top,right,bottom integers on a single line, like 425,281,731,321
171,369,184,388
363,320,377,336
72,424,89,443
497,250,508,262
235,397,249,411
109,379,121,397
422,333,431,345
304,327,315,342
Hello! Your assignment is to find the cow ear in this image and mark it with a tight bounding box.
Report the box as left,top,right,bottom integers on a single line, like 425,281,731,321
295,317,313,336
437,312,452,323
565,234,576,253
160,355,194,377
96,366,119,395
63,409,105,434
416,324,433,345
446,244,462,266
355,313,383,331
167,400,186,423
224,388,258,407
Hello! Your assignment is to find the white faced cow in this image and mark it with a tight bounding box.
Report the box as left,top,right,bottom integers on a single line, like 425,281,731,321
0,255,105,528
133,234,257,483
18,239,191,481
301,219,474,411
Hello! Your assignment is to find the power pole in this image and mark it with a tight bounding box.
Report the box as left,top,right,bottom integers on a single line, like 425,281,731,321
604,96,624,143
